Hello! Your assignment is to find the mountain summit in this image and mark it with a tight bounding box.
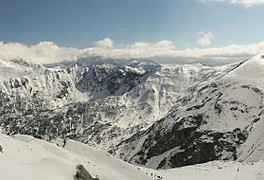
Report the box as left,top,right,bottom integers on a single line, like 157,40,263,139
224,55,264,88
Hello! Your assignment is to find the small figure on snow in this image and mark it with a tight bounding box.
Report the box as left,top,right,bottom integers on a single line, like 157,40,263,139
0,144,3,153
63,138,67,148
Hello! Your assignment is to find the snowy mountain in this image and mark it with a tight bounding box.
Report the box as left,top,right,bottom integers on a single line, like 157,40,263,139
0,58,45,82
0,57,234,150
0,58,86,108
1,133,264,180
2,55,264,173
112,55,264,169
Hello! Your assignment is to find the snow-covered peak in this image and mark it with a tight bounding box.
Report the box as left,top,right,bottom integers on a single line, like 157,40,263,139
0,58,45,81
111,56,264,170
224,54,264,88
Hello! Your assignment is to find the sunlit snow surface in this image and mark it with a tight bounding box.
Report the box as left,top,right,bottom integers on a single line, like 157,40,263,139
224,55,264,88
0,134,264,180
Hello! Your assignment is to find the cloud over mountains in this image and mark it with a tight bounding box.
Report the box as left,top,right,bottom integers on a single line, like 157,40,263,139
199,0,264,7
0,38,263,65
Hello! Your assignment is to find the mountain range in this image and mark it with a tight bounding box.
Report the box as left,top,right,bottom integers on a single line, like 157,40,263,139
1,55,264,174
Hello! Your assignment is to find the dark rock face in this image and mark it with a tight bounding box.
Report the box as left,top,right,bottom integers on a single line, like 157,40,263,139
0,99,113,143
74,164,99,180
113,80,262,169
75,64,152,99
115,113,246,169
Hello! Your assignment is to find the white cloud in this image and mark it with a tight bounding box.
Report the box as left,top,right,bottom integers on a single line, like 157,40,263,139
0,41,80,64
199,0,264,7
79,38,264,65
81,40,178,60
94,38,114,49
197,32,214,47
0,38,264,65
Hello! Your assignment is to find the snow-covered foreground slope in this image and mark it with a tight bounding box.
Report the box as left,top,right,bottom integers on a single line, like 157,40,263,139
0,134,152,180
1,133,264,180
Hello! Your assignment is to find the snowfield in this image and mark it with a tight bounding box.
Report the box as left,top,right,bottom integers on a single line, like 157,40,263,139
1,134,264,180
224,54,264,88
0,134,152,180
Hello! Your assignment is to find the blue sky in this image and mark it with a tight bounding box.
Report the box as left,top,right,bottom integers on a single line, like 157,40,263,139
0,0,264,64
1,0,264,48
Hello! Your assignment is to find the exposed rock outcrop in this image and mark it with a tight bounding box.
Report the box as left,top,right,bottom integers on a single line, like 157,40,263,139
74,164,99,180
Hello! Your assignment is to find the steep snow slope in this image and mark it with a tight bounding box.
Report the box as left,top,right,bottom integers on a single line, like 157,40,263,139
224,55,264,88
0,134,264,180
238,112,264,162
113,55,264,169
